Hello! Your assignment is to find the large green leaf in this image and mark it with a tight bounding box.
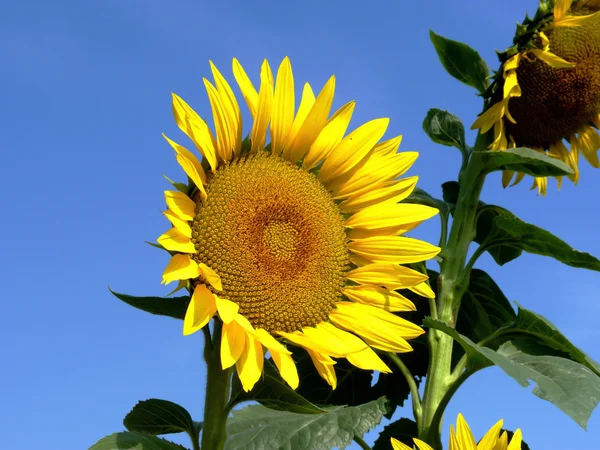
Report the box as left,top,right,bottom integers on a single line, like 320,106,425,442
90,432,188,450
124,399,199,437
456,269,516,346
231,360,326,414
494,216,600,271
474,205,523,265
373,418,418,450
476,147,573,177
225,398,387,450
425,319,600,429
110,289,189,320
429,31,489,93
422,109,467,152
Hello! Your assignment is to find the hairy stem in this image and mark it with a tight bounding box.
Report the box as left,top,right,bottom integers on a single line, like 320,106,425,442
418,152,486,449
201,321,232,450
353,434,372,450
388,353,422,422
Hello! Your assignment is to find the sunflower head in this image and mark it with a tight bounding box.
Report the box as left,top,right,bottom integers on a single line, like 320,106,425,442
472,0,600,195
157,57,440,392
390,414,523,450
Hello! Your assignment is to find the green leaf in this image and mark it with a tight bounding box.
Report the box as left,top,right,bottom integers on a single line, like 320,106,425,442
422,109,467,152
109,289,189,320
441,181,459,205
474,205,523,265
456,269,516,346
373,418,418,450
493,216,600,271
476,147,573,177
511,304,600,376
90,432,188,450
124,399,196,436
231,360,326,414
429,30,489,93
425,319,600,429
404,187,449,217
225,398,387,450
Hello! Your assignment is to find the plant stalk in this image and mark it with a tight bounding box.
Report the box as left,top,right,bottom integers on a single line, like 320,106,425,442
201,321,232,450
418,153,485,449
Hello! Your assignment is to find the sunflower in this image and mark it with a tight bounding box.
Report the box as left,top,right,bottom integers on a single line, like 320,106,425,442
472,0,600,195
390,414,522,450
157,57,440,392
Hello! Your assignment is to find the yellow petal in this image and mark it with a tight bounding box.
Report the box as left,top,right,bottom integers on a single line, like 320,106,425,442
280,324,367,358
346,346,391,373
456,414,477,450
576,126,600,167
330,302,423,352
319,118,389,183
510,171,526,187
338,177,418,213
163,210,192,238
554,0,572,20
449,425,461,450
408,282,436,299
209,61,242,156
256,329,299,390
270,57,295,156
162,134,207,190
477,419,504,450
346,263,429,290
164,190,196,221
171,93,218,170
333,152,419,199
198,263,223,291
221,319,247,369
204,78,235,162
343,285,416,312
236,334,264,392
183,284,216,335
162,254,199,285
501,170,515,188
157,228,196,253
507,429,522,450
345,203,439,230
413,439,435,450
373,135,403,157
303,100,356,170
347,223,422,240
529,49,575,68
282,83,316,161
390,438,413,450
232,58,258,117
286,76,335,163
472,101,506,134
251,65,273,152
215,296,239,324
306,349,337,389
494,431,508,450
348,236,441,264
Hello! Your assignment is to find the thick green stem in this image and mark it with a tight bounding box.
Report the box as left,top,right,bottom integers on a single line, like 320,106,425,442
201,322,232,450
418,154,486,449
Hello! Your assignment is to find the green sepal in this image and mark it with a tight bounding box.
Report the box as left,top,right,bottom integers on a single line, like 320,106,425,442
109,288,189,320
429,30,490,94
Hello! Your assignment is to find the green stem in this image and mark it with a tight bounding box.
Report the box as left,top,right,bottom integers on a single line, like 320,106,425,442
427,367,473,438
353,434,372,450
191,432,201,450
388,353,422,422
201,321,232,450
418,153,486,449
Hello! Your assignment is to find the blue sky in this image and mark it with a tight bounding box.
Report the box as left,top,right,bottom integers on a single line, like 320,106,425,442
2,0,599,448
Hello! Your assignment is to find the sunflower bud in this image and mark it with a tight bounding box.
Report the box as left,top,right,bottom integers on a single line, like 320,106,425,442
472,0,600,195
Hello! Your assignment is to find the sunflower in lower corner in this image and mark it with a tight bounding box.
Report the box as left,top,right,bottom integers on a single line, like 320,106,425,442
391,414,522,450
157,57,440,392
472,0,600,195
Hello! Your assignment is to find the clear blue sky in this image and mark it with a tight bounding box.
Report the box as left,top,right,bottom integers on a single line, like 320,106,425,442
2,0,599,448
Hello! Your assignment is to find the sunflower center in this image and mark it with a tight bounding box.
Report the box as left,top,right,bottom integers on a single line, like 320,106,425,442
191,153,349,333
505,11,600,148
